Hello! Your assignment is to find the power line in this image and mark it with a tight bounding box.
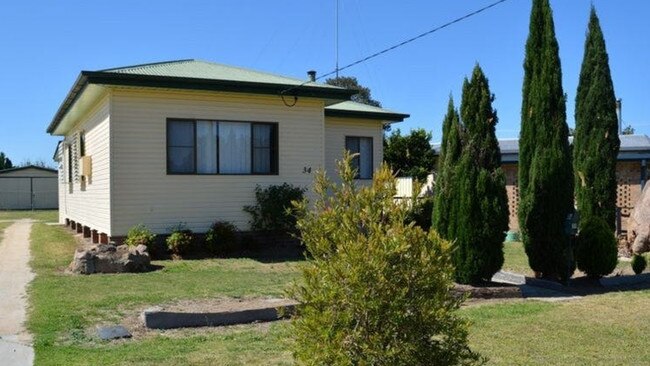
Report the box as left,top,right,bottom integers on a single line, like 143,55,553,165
280,0,510,99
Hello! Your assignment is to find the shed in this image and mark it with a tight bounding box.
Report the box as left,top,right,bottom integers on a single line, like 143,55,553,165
0,165,59,210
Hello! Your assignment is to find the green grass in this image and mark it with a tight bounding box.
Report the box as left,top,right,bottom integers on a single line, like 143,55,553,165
28,224,650,365
28,223,300,365
503,241,650,276
464,291,650,365
0,209,58,222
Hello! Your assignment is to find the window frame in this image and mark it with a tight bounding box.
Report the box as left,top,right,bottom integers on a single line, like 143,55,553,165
166,118,279,176
345,136,374,180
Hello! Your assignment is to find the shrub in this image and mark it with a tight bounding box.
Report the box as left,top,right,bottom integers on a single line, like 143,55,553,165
288,153,482,366
166,224,193,256
205,221,238,256
243,183,306,234
631,254,647,275
575,216,617,278
405,195,434,231
124,224,156,252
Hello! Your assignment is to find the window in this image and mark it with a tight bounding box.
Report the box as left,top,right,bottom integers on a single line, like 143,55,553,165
167,119,278,175
345,136,373,179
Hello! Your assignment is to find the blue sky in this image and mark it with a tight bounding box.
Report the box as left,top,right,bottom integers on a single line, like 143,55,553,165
1,0,649,164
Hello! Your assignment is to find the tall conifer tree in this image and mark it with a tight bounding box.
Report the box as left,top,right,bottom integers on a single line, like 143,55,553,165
574,7,620,229
448,65,508,284
518,0,573,279
433,97,462,239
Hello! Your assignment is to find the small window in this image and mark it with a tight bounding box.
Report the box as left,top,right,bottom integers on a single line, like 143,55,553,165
167,120,196,174
345,136,373,179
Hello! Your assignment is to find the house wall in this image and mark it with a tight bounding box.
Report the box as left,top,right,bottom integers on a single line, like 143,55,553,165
109,88,325,236
324,116,384,183
58,94,112,233
503,160,646,233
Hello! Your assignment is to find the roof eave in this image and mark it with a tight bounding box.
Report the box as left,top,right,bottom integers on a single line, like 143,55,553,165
46,73,89,134
324,109,409,122
47,71,357,134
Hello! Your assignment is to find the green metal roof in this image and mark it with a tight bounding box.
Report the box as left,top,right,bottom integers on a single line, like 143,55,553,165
47,59,356,134
100,59,345,89
325,101,409,122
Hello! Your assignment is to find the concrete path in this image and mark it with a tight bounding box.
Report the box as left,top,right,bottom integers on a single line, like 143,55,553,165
0,220,35,366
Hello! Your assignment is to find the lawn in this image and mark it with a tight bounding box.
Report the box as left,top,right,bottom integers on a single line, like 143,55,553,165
0,209,58,222
27,222,650,365
28,223,299,365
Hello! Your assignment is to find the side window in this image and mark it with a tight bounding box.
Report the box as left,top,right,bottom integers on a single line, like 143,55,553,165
345,136,373,179
167,120,196,174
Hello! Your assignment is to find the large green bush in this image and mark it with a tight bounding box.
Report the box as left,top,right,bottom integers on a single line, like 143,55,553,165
289,153,481,366
575,216,617,278
243,183,306,234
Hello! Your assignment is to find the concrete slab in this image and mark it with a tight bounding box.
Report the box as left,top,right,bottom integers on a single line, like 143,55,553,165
491,270,526,285
97,325,131,340
0,337,34,366
142,303,296,330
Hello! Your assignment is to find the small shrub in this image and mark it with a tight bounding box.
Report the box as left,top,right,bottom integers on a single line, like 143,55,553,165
124,224,156,252
575,216,617,278
166,223,193,256
288,152,482,365
405,195,434,231
243,183,306,234
631,254,647,275
205,221,238,256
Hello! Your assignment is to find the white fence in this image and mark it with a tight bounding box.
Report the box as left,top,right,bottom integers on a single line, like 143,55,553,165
394,174,435,200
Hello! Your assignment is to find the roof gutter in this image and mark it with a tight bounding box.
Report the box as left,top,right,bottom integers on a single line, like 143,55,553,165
324,108,409,122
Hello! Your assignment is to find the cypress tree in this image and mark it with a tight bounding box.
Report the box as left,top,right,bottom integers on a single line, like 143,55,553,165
449,65,508,284
433,97,462,239
518,0,574,280
574,7,620,230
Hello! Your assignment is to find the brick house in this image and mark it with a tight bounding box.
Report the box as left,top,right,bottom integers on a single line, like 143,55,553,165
435,134,650,234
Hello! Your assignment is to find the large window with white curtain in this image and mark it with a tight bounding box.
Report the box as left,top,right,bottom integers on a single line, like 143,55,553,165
345,136,373,179
167,119,277,175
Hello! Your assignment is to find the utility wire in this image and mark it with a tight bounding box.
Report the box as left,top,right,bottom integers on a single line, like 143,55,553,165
280,0,510,99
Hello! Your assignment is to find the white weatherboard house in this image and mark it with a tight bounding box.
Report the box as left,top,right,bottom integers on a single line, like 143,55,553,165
48,59,408,243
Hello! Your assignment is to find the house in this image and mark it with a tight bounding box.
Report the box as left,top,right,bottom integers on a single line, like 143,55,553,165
434,135,650,233
47,59,408,243
0,165,58,210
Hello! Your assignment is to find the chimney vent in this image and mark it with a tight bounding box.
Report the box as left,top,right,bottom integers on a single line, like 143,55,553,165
307,70,316,82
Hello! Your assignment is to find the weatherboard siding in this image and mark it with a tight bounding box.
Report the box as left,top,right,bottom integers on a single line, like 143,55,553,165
109,88,324,236
59,95,111,233
324,117,384,183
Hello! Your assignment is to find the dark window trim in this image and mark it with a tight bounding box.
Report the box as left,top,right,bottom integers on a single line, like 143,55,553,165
345,135,374,180
166,118,279,176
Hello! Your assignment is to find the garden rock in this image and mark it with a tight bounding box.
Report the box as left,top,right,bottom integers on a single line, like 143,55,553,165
69,244,150,274
627,184,650,254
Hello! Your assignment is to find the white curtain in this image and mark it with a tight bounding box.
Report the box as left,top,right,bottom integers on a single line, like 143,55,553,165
219,122,251,174
197,121,217,174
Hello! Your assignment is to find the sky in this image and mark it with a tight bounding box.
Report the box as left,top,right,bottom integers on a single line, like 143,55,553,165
1,0,649,165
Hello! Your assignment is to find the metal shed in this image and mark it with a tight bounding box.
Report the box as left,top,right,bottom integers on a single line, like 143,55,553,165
0,165,58,210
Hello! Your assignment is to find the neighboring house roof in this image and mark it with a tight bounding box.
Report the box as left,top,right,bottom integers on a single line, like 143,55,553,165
325,101,409,122
433,134,650,163
47,59,357,134
0,165,58,175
